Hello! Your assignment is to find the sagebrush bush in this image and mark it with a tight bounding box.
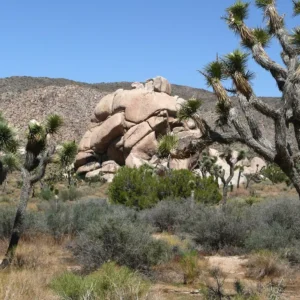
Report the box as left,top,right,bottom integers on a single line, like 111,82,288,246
109,166,221,209
59,186,82,201
51,262,150,300
141,199,192,232
71,213,171,272
181,202,253,251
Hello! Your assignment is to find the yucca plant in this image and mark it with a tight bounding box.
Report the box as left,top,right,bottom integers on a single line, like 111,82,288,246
293,0,300,16
58,141,78,186
0,153,20,191
177,98,207,134
158,133,178,168
0,114,63,268
223,50,254,99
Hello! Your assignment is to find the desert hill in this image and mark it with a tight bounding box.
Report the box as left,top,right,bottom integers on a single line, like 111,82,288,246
0,76,280,143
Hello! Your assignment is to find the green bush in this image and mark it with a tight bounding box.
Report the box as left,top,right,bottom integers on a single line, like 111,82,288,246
50,272,84,300
108,165,159,209
260,163,289,184
51,262,150,300
71,213,171,272
109,166,221,209
39,186,54,201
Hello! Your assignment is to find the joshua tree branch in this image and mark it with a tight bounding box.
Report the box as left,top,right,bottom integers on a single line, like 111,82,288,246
251,44,287,91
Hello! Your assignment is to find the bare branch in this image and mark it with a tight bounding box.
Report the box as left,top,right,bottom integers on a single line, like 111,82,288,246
251,44,287,91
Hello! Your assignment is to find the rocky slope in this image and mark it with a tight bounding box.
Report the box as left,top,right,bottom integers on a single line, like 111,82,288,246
0,76,280,143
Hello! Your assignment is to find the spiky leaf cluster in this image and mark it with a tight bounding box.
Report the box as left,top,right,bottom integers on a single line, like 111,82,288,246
226,1,250,25
158,133,178,158
294,0,300,16
202,61,226,87
241,27,272,49
237,150,246,161
215,100,231,126
59,141,78,168
255,0,273,9
2,153,20,172
45,114,63,135
223,50,253,79
0,122,18,153
177,98,202,121
291,27,300,47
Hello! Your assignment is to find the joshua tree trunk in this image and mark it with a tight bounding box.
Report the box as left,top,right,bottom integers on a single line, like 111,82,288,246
220,164,234,205
0,148,54,268
1,170,32,268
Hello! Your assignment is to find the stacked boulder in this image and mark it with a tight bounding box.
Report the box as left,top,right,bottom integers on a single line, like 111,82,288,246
75,76,201,180
75,76,266,184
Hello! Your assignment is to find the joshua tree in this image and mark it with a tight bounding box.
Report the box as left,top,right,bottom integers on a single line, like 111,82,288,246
58,141,78,187
157,133,178,169
178,0,300,199
217,149,246,204
0,115,63,268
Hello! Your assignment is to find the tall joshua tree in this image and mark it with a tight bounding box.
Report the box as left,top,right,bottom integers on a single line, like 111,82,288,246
0,115,63,268
178,0,300,199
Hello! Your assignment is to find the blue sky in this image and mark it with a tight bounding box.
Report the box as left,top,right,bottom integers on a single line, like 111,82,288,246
0,0,297,96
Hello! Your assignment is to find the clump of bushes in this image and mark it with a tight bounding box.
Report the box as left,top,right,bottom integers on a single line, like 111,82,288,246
143,197,300,255
108,166,221,209
51,262,150,300
71,211,171,272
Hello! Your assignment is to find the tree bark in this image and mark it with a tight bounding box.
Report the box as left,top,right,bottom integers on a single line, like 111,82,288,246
0,169,32,268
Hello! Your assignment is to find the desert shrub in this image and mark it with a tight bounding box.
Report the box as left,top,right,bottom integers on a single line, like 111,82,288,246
246,251,288,279
39,186,54,201
44,201,73,240
260,163,289,184
141,199,193,232
108,165,159,209
51,262,150,300
179,251,201,284
59,186,82,201
181,202,253,252
245,198,300,251
0,206,15,239
50,272,84,300
71,212,171,272
109,166,221,209
193,176,222,204
86,262,150,299
156,169,196,200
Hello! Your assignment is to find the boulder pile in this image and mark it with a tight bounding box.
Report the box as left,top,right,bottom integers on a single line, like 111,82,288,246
75,76,265,184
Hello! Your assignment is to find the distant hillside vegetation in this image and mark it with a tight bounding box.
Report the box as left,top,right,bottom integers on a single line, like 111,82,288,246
0,76,280,144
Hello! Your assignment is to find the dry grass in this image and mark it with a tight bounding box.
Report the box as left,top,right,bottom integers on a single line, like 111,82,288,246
245,251,289,280
0,236,74,300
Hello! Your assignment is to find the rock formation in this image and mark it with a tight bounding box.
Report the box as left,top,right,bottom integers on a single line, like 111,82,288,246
75,76,265,183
